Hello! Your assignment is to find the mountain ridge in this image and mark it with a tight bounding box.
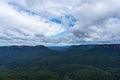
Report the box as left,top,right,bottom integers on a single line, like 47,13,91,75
0,44,120,51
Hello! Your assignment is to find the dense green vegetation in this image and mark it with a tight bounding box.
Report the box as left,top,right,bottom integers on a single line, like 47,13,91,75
0,45,120,80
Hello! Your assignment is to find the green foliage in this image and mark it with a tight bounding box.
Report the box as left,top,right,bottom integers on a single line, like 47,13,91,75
0,45,120,80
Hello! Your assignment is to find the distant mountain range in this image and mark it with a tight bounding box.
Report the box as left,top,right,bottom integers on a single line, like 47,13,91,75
2,44,120,50
0,44,120,80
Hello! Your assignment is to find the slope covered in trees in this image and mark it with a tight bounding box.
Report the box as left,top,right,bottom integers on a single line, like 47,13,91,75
0,44,120,80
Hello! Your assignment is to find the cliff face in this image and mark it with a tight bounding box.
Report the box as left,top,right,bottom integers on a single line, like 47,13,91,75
95,44,120,49
70,44,120,50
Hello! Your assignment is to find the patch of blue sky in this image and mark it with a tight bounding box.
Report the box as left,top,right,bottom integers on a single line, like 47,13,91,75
50,15,77,27
50,31,70,38
9,2,39,16
65,15,77,22
50,17,62,24
69,23,75,27
65,15,77,27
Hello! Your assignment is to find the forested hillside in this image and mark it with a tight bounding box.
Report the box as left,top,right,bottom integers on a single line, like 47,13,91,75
0,44,120,80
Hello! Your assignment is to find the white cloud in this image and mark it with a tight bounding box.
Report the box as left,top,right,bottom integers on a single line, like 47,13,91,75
0,0,120,45
0,0,66,45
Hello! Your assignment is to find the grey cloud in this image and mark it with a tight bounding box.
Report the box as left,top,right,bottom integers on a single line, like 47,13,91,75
69,0,120,43
0,0,120,45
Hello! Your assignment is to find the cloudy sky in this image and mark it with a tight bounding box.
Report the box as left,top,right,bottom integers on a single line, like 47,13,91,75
0,0,120,46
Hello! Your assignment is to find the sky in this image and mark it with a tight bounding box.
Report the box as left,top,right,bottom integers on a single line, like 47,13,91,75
0,0,120,46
